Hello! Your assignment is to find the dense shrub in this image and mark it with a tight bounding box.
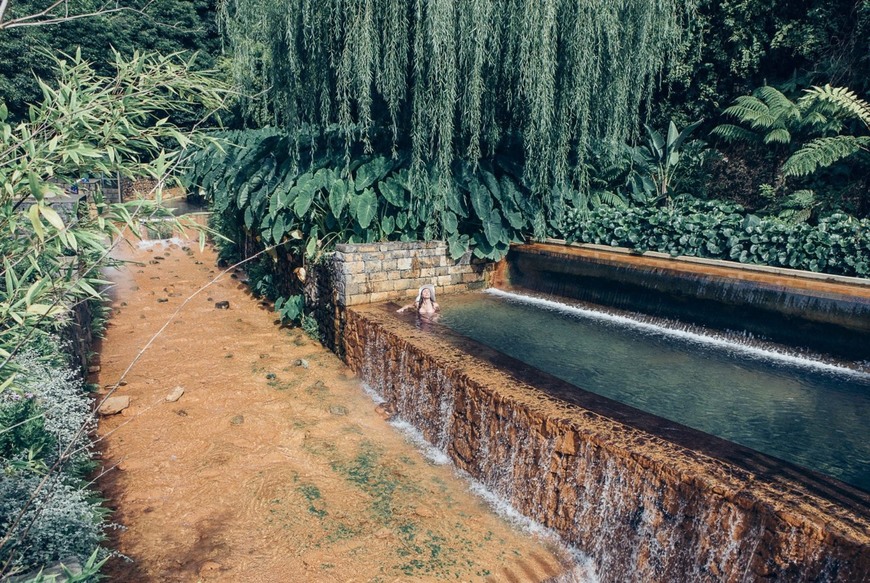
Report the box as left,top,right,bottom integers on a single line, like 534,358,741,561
0,340,104,579
560,198,869,277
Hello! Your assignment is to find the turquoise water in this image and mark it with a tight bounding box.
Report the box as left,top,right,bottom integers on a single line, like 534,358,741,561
440,290,870,491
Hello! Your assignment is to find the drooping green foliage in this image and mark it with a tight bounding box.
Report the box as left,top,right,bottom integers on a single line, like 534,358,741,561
561,198,870,277
219,0,694,194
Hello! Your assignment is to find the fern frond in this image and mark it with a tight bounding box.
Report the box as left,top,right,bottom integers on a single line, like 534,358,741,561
763,128,791,145
782,136,870,177
802,85,870,128
732,95,769,114
723,103,769,124
779,207,812,224
754,86,800,122
710,124,758,143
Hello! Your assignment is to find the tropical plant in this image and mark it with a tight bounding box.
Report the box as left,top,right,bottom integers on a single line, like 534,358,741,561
624,120,704,202
781,85,870,177
0,48,226,390
184,127,544,266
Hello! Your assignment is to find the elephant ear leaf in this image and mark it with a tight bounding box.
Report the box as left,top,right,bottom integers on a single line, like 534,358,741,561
351,188,378,229
328,178,349,218
379,177,407,208
293,173,316,217
469,178,493,219
442,210,458,234
354,156,394,191
483,208,507,246
271,214,285,243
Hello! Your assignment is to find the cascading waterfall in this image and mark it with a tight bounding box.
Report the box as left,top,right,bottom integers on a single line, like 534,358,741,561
342,305,869,582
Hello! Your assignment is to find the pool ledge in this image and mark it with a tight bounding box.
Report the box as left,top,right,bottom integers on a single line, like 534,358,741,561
343,303,870,582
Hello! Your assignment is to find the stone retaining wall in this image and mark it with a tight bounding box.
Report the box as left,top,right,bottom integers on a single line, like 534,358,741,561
309,241,494,355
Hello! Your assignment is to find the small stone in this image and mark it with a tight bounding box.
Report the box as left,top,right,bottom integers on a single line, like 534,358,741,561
329,405,348,416
215,301,230,309
165,386,185,402
295,359,309,369
88,365,101,373
374,528,391,539
98,396,130,415
149,260,160,265
157,298,168,303
176,409,188,417
265,373,276,380
199,561,222,577
230,414,244,425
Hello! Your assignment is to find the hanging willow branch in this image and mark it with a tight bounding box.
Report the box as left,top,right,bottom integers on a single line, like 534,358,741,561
220,0,694,197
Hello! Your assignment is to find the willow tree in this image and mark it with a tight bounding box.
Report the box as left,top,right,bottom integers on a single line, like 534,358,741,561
220,0,694,204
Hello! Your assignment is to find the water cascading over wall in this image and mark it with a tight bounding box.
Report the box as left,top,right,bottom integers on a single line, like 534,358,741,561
340,307,869,581
497,242,870,361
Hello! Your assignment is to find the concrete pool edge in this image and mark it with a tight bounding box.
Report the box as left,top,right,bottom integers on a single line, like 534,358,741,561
342,303,869,582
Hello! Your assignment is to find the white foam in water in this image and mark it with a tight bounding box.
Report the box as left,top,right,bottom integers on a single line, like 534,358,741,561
136,237,188,250
486,288,870,380
358,383,599,581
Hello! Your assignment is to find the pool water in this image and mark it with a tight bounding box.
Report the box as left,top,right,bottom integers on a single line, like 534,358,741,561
440,289,870,491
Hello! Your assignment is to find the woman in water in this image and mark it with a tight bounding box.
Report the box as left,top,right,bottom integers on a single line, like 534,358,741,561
397,284,440,316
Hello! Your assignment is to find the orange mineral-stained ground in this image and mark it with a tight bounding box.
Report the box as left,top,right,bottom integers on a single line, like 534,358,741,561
95,231,582,582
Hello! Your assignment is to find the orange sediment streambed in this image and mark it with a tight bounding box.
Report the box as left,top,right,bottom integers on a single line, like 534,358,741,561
95,234,578,582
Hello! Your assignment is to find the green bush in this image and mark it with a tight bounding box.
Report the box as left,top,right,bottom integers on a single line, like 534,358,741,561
0,339,104,580
561,198,869,277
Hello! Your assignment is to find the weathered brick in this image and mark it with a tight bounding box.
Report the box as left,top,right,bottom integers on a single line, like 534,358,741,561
396,257,412,270
419,267,436,278
462,271,483,283
435,275,452,286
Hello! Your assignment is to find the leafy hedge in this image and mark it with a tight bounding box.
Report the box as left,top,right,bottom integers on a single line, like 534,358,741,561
560,198,869,277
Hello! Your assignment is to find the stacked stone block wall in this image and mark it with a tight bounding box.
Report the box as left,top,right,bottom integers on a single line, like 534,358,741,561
332,241,492,307
307,241,493,356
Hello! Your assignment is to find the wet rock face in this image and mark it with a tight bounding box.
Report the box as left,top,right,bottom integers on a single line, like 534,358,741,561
342,308,870,583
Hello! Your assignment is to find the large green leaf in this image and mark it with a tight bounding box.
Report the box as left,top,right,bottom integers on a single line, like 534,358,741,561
271,214,285,243
381,214,395,236
350,188,378,229
328,178,349,218
354,156,394,191
483,208,507,246
448,235,468,260
444,182,467,217
378,177,407,208
442,210,458,234
293,173,316,217
481,170,502,203
469,178,492,219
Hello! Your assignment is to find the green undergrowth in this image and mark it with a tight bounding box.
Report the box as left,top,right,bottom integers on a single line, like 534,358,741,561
561,197,870,277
